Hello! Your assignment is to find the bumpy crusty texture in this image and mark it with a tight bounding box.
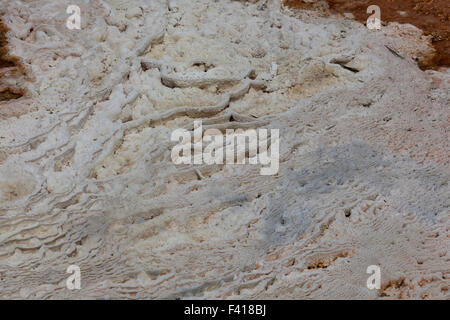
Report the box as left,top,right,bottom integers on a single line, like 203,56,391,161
0,0,448,299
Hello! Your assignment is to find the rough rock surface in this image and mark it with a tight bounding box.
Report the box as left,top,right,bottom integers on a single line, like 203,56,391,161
0,0,448,299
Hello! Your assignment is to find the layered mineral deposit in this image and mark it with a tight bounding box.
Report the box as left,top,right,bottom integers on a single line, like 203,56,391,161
0,0,448,299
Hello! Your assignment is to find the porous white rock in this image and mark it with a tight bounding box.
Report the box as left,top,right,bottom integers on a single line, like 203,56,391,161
0,0,448,299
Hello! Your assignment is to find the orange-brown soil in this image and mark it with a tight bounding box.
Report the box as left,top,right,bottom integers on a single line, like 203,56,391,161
0,19,24,101
284,0,450,70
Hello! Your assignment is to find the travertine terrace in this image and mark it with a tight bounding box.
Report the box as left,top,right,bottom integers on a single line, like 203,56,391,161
0,0,448,299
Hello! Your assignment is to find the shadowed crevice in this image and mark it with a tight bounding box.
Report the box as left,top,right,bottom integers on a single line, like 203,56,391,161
0,18,25,102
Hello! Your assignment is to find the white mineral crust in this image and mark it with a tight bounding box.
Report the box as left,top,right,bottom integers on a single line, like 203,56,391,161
0,0,448,299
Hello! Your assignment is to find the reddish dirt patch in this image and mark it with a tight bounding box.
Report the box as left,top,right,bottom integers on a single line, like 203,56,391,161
0,18,24,102
284,0,450,70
